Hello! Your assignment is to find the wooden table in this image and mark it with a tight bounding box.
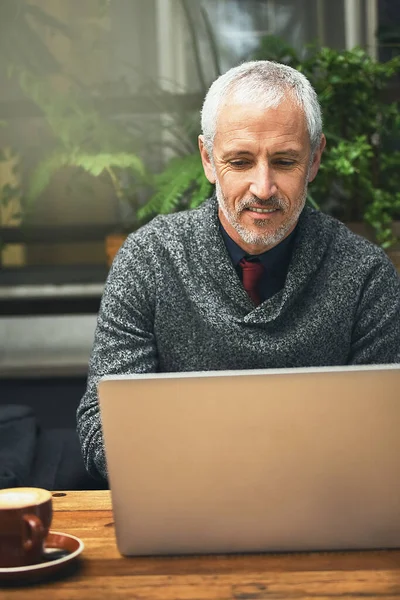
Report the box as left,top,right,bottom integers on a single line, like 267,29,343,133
2,490,400,599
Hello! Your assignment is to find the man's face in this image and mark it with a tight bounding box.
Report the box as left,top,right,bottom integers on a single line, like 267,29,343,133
199,99,325,254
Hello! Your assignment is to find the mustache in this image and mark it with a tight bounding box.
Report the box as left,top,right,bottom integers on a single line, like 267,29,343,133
236,196,287,212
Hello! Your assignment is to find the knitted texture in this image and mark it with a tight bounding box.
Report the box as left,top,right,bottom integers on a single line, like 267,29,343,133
77,196,400,479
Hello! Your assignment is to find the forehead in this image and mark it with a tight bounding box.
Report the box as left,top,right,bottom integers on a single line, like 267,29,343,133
214,99,309,151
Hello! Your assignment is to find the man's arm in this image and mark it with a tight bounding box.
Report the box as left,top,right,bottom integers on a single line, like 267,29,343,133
77,236,158,480
348,252,400,365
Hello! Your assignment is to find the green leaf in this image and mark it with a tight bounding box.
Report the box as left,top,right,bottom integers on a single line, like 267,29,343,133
26,152,70,203
138,153,208,220
73,153,146,178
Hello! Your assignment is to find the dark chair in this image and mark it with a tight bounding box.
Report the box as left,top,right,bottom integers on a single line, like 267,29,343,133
0,405,108,490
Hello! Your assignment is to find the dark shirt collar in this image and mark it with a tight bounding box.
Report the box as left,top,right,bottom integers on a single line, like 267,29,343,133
219,219,297,272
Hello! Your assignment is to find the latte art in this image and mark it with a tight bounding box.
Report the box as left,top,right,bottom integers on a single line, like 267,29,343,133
0,487,51,509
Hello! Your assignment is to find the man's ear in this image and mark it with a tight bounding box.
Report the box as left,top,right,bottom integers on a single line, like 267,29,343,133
308,134,326,183
198,135,216,184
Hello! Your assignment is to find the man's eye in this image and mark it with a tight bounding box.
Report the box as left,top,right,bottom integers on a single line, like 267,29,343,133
275,160,295,167
229,160,249,168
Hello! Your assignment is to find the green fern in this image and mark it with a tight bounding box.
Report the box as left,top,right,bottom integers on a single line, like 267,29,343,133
70,152,146,179
138,153,213,220
27,151,71,204
27,151,146,204
189,169,214,209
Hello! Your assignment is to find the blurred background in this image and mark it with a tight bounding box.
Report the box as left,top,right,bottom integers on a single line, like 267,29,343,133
0,0,399,429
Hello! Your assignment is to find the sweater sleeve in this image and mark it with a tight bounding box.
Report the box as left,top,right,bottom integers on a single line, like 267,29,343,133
348,251,400,365
76,235,158,480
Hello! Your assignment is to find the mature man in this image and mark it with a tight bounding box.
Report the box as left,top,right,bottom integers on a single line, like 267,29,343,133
77,61,400,481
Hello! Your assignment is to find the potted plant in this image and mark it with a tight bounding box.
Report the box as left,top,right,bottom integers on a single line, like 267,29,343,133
300,47,400,251
17,70,147,265
251,38,400,263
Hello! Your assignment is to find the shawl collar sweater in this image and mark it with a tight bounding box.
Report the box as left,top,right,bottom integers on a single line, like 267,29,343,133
77,196,400,479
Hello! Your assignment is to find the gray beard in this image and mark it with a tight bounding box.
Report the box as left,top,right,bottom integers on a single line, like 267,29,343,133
215,180,307,249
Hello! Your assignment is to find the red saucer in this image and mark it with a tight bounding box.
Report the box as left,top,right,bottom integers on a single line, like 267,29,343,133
0,531,84,583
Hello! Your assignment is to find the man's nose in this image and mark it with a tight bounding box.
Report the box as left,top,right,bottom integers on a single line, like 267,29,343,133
249,164,278,200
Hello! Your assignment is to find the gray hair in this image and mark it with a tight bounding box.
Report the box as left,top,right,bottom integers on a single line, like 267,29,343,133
201,60,322,158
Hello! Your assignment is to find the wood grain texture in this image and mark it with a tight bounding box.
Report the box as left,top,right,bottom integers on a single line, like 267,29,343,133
51,490,112,512
1,492,400,599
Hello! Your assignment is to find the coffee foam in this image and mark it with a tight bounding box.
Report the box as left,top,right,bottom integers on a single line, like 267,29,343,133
0,488,51,509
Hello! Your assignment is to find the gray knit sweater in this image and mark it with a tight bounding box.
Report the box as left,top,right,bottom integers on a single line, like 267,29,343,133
77,197,400,479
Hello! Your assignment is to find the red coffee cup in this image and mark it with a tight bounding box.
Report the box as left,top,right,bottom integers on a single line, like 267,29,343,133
0,487,53,568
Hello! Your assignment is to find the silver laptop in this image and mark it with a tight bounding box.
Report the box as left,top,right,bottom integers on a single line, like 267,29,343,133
98,364,400,556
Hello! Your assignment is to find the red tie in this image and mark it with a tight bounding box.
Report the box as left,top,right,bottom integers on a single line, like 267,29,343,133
239,258,264,306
